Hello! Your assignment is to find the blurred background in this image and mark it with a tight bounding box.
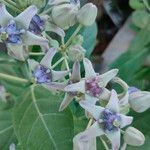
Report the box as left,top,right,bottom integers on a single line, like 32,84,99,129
84,0,150,91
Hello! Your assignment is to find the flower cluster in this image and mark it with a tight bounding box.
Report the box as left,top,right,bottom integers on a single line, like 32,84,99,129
0,1,149,150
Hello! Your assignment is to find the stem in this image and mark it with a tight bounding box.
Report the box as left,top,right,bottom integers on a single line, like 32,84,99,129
29,52,45,56
120,142,127,150
100,137,110,150
63,24,82,49
86,119,93,129
121,130,125,134
143,0,150,12
5,0,17,7
64,57,71,77
51,57,65,69
0,73,29,83
0,0,22,13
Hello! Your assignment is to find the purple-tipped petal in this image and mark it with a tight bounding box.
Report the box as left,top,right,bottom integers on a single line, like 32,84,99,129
106,130,121,150
59,93,74,111
79,122,104,141
106,90,119,113
7,44,28,61
0,4,13,26
120,115,133,128
71,61,81,82
43,82,66,91
52,70,69,81
83,58,96,78
65,80,85,93
15,5,37,29
97,69,119,87
80,100,104,120
40,48,56,68
23,31,49,50
27,59,39,71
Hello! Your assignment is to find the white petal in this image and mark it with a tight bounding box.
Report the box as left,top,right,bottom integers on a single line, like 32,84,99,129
15,5,37,29
83,58,96,78
106,90,119,113
59,93,74,111
27,59,39,71
40,48,56,68
99,88,111,100
106,130,121,150
52,70,69,81
43,82,66,91
120,115,133,128
119,91,129,106
65,80,85,93
46,21,65,37
78,122,104,141
23,31,49,50
0,4,13,26
71,61,81,82
85,94,99,105
98,69,119,87
80,100,104,120
7,44,28,61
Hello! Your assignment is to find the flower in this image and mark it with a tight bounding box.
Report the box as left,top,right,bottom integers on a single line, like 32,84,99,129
0,4,49,61
128,87,150,113
78,90,133,150
65,58,118,105
77,3,97,26
59,61,81,111
28,48,69,91
124,127,145,146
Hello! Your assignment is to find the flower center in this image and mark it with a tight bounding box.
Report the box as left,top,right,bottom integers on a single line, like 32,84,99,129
33,65,52,84
0,20,25,44
85,78,103,97
100,109,121,132
29,15,45,35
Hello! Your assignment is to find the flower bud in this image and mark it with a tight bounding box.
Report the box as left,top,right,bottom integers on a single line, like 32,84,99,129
77,3,97,26
129,87,150,113
129,0,145,10
124,127,145,146
51,4,78,29
68,45,86,61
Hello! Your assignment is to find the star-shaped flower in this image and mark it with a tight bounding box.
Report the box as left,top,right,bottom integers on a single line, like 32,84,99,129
64,58,118,105
78,90,133,150
28,48,69,91
59,61,81,111
0,4,49,61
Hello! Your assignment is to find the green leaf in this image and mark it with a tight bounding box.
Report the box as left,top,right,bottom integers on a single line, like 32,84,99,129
0,109,16,150
13,86,74,150
65,23,97,58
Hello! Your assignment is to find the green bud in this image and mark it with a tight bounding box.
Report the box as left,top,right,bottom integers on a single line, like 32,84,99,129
129,0,145,10
71,35,84,45
51,4,78,29
129,91,150,113
0,32,8,41
68,45,86,61
124,127,145,146
77,3,97,26
16,0,46,9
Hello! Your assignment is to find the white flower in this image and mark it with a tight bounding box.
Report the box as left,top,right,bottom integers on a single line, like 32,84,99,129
28,48,69,91
78,90,133,150
65,58,118,105
0,4,49,61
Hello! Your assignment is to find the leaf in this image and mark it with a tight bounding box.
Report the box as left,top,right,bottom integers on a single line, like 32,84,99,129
0,109,17,150
65,23,98,58
13,86,74,150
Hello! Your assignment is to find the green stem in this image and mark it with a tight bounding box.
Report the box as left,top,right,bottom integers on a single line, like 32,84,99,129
86,118,93,129
63,24,82,49
29,52,45,56
0,0,22,13
63,54,71,77
5,0,17,7
120,142,127,150
143,0,150,12
100,137,110,150
0,73,29,83
51,57,65,69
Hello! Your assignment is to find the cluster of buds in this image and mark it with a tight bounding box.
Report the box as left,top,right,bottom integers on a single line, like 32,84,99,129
0,1,149,150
